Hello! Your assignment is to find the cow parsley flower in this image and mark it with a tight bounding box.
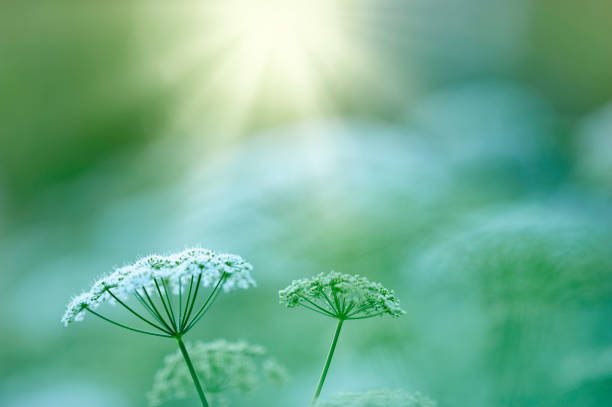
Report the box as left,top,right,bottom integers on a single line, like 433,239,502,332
279,271,404,320
61,248,255,332
279,271,405,405
61,247,255,407
148,339,288,407
317,390,436,407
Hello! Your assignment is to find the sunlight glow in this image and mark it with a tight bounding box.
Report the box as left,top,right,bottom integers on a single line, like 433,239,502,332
134,0,398,133
137,0,373,130
208,0,355,109
224,2,345,75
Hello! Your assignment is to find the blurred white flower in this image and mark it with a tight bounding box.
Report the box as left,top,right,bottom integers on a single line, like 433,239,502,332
148,339,287,407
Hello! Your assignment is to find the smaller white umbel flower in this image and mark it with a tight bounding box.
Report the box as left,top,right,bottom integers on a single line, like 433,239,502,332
148,339,288,407
279,271,404,320
62,247,255,407
279,271,405,405
317,389,436,407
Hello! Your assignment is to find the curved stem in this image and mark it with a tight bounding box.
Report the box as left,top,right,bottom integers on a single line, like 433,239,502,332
107,290,172,335
180,276,195,330
182,287,220,333
154,279,177,332
181,273,203,331
299,303,337,317
134,290,172,331
86,308,172,338
142,286,175,334
343,301,356,316
178,278,182,329
331,289,341,316
176,336,210,407
346,303,373,318
312,319,344,406
183,273,225,333
347,312,383,320
161,278,178,330
320,289,338,315
298,295,336,317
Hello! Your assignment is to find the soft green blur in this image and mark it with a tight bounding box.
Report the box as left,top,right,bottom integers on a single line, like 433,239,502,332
1,1,612,406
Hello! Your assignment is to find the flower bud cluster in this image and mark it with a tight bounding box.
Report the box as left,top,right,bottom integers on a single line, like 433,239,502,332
279,271,404,319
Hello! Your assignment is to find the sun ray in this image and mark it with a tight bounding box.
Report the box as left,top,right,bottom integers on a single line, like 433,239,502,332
134,0,413,135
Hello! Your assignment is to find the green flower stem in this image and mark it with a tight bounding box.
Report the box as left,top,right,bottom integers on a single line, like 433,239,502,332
312,318,344,406
176,335,210,407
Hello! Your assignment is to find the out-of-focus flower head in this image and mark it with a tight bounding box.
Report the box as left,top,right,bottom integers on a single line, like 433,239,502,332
148,339,288,406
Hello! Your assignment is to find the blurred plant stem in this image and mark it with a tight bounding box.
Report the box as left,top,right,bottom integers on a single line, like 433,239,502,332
312,319,344,405
176,335,210,407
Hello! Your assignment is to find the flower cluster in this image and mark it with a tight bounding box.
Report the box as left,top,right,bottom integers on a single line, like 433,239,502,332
317,390,436,407
62,248,255,326
148,339,288,407
279,271,404,320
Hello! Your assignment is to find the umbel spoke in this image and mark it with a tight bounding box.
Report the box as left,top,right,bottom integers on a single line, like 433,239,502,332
86,308,172,338
178,278,183,329
141,286,175,334
91,275,229,338
161,278,178,331
62,248,256,407
134,290,173,333
154,278,177,333
92,274,229,407
180,276,195,330
107,289,172,334
182,273,203,332
183,272,226,333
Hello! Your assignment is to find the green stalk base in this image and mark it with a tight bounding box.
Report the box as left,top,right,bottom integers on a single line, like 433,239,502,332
176,336,210,407
312,319,344,406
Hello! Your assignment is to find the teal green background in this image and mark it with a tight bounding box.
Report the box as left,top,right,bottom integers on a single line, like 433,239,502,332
1,1,612,406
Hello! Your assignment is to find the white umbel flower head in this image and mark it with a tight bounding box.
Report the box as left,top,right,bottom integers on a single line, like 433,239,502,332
61,248,255,330
279,271,405,320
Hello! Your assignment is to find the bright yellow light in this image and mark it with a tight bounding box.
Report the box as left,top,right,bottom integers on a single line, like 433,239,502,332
208,0,354,107
137,0,382,131
232,0,338,50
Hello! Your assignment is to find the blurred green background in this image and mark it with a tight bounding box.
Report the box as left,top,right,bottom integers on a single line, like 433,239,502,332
1,0,612,406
